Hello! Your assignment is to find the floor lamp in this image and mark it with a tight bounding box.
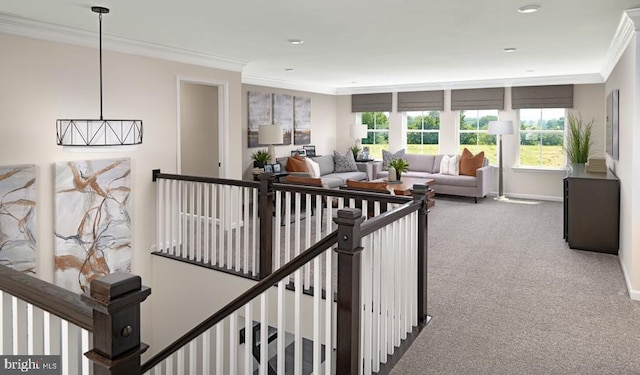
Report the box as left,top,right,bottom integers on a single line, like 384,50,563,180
258,124,283,164
488,120,514,201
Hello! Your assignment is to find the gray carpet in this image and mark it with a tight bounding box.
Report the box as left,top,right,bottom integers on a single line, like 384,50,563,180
390,196,640,375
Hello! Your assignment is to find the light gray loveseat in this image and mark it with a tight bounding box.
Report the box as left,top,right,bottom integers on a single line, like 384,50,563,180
276,155,368,188
375,153,493,202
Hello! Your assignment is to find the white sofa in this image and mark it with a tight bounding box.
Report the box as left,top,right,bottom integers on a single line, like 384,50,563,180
375,153,493,202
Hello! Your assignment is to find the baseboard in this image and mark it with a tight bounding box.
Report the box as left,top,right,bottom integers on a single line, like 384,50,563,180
618,253,640,301
490,192,563,202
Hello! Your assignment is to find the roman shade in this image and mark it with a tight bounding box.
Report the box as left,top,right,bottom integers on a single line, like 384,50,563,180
351,93,392,112
397,90,444,112
511,85,574,109
451,88,505,110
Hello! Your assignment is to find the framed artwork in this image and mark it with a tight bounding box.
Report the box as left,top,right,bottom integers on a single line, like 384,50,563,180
264,164,273,173
248,91,272,148
272,163,282,173
273,94,293,145
303,145,316,157
0,164,36,274
54,158,131,293
294,96,311,145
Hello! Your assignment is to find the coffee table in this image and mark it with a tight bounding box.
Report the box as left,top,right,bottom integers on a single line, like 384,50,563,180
372,177,436,207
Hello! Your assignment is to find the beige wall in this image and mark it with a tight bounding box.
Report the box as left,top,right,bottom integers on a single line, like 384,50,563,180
0,33,243,347
242,85,338,179
337,84,605,200
605,32,640,299
180,82,219,177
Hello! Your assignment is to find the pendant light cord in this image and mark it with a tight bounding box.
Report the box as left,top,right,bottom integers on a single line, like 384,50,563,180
98,12,103,121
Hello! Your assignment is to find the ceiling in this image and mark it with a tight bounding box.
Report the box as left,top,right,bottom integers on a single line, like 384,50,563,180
1,0,639,94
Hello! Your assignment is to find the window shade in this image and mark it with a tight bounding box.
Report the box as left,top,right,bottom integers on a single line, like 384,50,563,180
351,93,392,112
451,88,505,110
511,85,574,109
397,90,444,111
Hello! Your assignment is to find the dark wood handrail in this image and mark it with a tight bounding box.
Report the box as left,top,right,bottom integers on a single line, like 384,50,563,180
360,200,422,237
152,170,260,189
141,230,340,372
0,265,93,331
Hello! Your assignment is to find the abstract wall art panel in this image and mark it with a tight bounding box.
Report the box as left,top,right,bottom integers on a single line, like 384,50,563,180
0,164,36,274
248,91,272,148
54,158,131,293
294,96,311,145
273,93,293,145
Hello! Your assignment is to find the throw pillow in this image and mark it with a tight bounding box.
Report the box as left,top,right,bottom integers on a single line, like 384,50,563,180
304,157,321,178
459,148,485,177
286,154,308,172
382,149,406,170
333,151,358,173
440,154,460,176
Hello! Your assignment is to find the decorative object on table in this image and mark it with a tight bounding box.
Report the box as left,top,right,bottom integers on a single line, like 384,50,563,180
55,158,131,293
0,164,36,274
294,96,311,144
388,158,410,180
248,91,272,148
488,120,514,201
350,123,368,149
273,94,293,145
263,164,273,173
56,6,142,147
272,163,282,173
250,149,271,168
358,146,371,161
349,145,361,159
459,148,485,177
565,112,594,165
333,150,359,173
258,124,284,164
302,145,316,157
291,149,307,157
382,149,406,170
585,157,606,173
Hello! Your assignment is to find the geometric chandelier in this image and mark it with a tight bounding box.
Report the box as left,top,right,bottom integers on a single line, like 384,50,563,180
56,6,143,146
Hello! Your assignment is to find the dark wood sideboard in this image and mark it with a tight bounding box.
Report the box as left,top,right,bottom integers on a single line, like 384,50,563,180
563,166,620,254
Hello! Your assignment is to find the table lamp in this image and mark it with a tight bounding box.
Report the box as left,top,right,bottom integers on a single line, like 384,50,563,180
350,124,368,148
488,120,514,201
258,124,283,164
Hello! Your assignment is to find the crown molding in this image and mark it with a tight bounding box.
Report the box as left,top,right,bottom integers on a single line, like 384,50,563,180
242,74,338,95
600,8,640,80
0,12,247,72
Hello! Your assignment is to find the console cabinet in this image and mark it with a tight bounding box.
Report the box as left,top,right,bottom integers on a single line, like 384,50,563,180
563,167,620,254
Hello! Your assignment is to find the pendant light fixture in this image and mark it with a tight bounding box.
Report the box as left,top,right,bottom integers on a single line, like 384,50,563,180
56,6,143,147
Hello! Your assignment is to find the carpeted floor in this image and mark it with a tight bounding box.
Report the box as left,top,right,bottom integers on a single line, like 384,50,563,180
390,196,640,375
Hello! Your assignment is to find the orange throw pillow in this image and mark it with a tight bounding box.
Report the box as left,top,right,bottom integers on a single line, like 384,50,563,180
459,148,485,177
286,154,308,172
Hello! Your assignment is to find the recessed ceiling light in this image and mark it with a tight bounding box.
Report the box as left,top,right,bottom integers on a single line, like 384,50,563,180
518,4,540,14
284,68,295,72
503,47,517,53
288,39,304,45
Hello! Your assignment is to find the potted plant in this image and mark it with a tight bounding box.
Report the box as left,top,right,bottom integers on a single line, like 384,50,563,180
565,112,594,166
388,158,410,180
349,145,361,160
251,149,271,168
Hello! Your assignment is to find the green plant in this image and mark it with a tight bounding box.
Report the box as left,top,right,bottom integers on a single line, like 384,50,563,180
388,158,410,174
250,149,271,164
565,112,594,164
349,145,361,159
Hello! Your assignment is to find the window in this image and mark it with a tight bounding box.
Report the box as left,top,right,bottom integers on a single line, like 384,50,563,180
360,112,389,160
459,110,498,163
519,108,565,168
406,111,440,154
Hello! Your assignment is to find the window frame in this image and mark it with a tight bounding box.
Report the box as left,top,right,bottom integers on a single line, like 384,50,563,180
458,109,498,164
517,108,566,169
405,110,441,154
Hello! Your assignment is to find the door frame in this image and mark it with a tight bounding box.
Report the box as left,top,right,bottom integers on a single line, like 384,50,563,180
176,76,229,177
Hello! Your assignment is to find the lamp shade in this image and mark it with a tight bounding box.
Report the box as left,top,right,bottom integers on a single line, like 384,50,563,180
258,124,284,145
351,124,368,139
488,120,514,135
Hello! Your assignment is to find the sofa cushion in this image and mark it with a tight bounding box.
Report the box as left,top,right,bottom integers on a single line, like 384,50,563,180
320,176,344,189
432,155,445,173
323,171,367,186
333,151,358,173
405,154,435,173
286,154,308,172
382,149,405,170
459,148,485,177
440,154,460,176
434,173,477,187
312,155,334,176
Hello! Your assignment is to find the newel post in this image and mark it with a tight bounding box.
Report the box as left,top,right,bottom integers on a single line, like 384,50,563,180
258,172,275,279
82,273,151,375
335,208,365,375
412,184,430,323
